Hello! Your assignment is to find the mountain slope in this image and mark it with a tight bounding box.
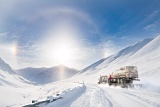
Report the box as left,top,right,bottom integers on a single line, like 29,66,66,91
16,65,79,84
74,35,160,83
0,58,15,74
0,58,33,87
80,38,153,74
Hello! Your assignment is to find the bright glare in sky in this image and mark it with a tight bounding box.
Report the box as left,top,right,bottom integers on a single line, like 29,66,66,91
40,26,79,67
1,0,159,69
54,44,73,63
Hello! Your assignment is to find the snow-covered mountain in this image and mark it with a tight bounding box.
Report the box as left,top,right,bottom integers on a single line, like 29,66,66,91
80,38,153,73
16,65,79,84
0,58,33,87
0,58,15,74
74,35,160,83
1,36,160,107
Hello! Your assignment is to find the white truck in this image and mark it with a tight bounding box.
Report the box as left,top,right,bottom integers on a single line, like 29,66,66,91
98,66,140,87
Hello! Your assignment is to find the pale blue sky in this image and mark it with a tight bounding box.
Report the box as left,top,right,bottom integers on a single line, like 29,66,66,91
0,0,160,69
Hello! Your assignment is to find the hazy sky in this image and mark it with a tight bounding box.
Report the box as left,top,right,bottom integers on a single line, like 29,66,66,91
0,0,160,69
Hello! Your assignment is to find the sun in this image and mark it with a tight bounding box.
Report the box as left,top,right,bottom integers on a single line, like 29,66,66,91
54,44,73,63
41,23,80,66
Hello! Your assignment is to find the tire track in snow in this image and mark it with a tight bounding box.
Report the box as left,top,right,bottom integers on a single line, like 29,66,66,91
99,89,113,107
101,87,149,107
121,91,160,107
87,85,113,107
89,88,112,107
100,88,120,107
71,84,113,107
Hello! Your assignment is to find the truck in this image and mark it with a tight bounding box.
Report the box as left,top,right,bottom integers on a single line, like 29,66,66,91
98,66,140,88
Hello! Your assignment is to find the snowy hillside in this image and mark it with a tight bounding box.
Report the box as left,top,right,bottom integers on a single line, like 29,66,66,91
0,58,33,87
1,36,160,107
16,65,79,84
73,35,160,84
81,38,153,73
0,58,15,74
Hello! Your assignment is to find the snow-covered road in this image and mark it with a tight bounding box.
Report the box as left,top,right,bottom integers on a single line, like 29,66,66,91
70,84,114,107
70,84,160,107
13,83,160,107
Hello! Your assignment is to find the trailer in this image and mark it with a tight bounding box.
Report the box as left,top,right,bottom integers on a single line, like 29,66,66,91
98,66,140,88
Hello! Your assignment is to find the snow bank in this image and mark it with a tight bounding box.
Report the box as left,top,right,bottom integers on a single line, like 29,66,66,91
42,85,86,107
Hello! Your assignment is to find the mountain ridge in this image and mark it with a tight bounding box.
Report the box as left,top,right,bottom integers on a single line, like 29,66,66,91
80,38,153,74
16,65,79,84
0,58,34,87
73,36,160,84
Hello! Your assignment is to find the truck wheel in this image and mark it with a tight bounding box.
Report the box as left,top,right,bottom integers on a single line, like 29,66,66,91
120,78,123,84
108,79,112,86
117,79,119,84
